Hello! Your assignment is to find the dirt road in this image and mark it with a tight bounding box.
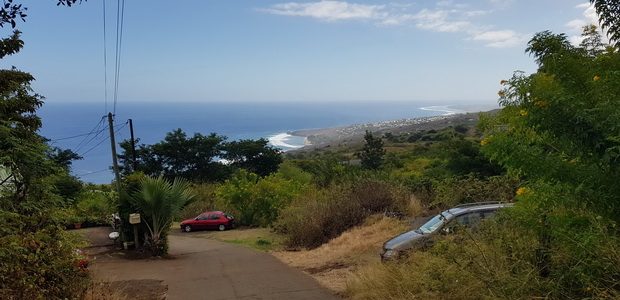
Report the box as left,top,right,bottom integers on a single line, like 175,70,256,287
90,231,338,300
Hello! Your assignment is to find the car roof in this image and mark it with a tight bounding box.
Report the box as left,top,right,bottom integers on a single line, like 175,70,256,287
201,211,224,215
443,202,513,219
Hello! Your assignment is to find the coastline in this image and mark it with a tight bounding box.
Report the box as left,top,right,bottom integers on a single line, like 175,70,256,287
265,105,498,152
275,108,497,152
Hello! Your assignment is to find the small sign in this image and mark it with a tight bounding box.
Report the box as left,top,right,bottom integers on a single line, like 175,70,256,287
129,213,141,224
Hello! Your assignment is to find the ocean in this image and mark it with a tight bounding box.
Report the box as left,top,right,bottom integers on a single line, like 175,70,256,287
39,101,493,183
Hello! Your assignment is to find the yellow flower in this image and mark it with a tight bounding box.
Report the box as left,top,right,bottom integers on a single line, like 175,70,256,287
593,75,600,81
519,109,528,116
516,187,528,196
480,138,489,146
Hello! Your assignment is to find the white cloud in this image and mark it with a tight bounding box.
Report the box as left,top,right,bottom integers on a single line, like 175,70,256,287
262,1,526,48
261,1,386,21
471,30,527,48
409,9,471,32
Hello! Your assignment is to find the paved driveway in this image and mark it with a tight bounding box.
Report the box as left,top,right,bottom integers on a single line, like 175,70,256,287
90,232,338,300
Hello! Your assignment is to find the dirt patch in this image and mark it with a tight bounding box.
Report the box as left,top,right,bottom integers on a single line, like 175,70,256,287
273,215,409,294
83,280,167,300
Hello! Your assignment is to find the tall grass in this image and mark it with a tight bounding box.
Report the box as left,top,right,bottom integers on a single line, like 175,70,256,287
347,208,620,299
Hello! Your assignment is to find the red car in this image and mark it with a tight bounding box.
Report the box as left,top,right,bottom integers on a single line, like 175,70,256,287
180,211,235,232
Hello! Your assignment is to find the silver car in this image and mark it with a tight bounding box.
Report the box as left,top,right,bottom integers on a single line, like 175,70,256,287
381,202,514,261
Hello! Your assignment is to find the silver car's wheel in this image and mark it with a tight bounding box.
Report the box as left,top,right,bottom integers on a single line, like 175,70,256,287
184,225,192,232
218,224,226,231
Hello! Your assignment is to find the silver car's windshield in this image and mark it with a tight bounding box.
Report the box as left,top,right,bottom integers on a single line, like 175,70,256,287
417,214,446,234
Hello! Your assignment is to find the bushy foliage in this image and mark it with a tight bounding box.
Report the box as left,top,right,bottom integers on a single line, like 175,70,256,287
458,28,620,297
76,189,115,225
432,175,517,208
274,180,409,249
216,168,309,227
482,30,620,221
290,156,352,187
177,183,218,220
0,225,89,298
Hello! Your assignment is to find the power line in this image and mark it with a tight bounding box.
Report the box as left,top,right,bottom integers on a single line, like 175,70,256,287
49,127,107,142
75,122,108,153
76,122,128,157
103,0,108,114
113,0,126,115
76,168,111,177
74,118,127,156
73,116,106,151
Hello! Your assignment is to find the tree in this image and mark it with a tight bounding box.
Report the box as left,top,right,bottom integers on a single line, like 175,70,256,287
591,0,620,45
223,139,282,177
580,24,606,57
118,129,230,182
357,130,385,170
478,30,620,297
130,176,194,256
0,0,83,29
46,146,82,171
119,130,284,181
0,2,89,297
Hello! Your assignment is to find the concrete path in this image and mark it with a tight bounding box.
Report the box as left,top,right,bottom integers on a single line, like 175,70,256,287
90,232,338,300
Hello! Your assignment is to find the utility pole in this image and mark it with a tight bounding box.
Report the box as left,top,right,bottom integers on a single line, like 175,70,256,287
108,112,126,245
108,113,122,194
128,118,137,172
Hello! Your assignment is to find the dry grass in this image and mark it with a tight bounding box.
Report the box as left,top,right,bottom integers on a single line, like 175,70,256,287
273,215,409,294
407,195,426,217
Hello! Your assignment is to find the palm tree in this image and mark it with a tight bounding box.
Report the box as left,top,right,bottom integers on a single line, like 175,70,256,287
591,0,620,45
131,176,194,255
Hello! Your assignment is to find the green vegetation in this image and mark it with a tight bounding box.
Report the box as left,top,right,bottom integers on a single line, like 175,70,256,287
357,130,386,170
274,180,409,249
206,228,284,252
117,129,282,181
129,176,195,255
348,26,620,299
0,2,90,298
2,1,618,298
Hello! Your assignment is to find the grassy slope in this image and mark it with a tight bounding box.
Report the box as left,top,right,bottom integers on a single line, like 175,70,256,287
272,215,409,295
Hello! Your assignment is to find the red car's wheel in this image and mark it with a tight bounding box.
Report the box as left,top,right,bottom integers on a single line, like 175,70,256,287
184,225,192,232
218,224,226,231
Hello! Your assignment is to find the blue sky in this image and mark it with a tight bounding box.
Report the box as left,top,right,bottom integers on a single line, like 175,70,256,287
0,0,601,106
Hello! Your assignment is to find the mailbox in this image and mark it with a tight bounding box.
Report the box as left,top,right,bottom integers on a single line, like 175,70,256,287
129,213,141,224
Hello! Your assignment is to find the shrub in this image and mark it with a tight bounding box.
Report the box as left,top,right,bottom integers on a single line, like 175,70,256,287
0,216,89,298
178,183,218,220
432,175,517,208
76,190,115,225
275,180,409,249
216,170,308,226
